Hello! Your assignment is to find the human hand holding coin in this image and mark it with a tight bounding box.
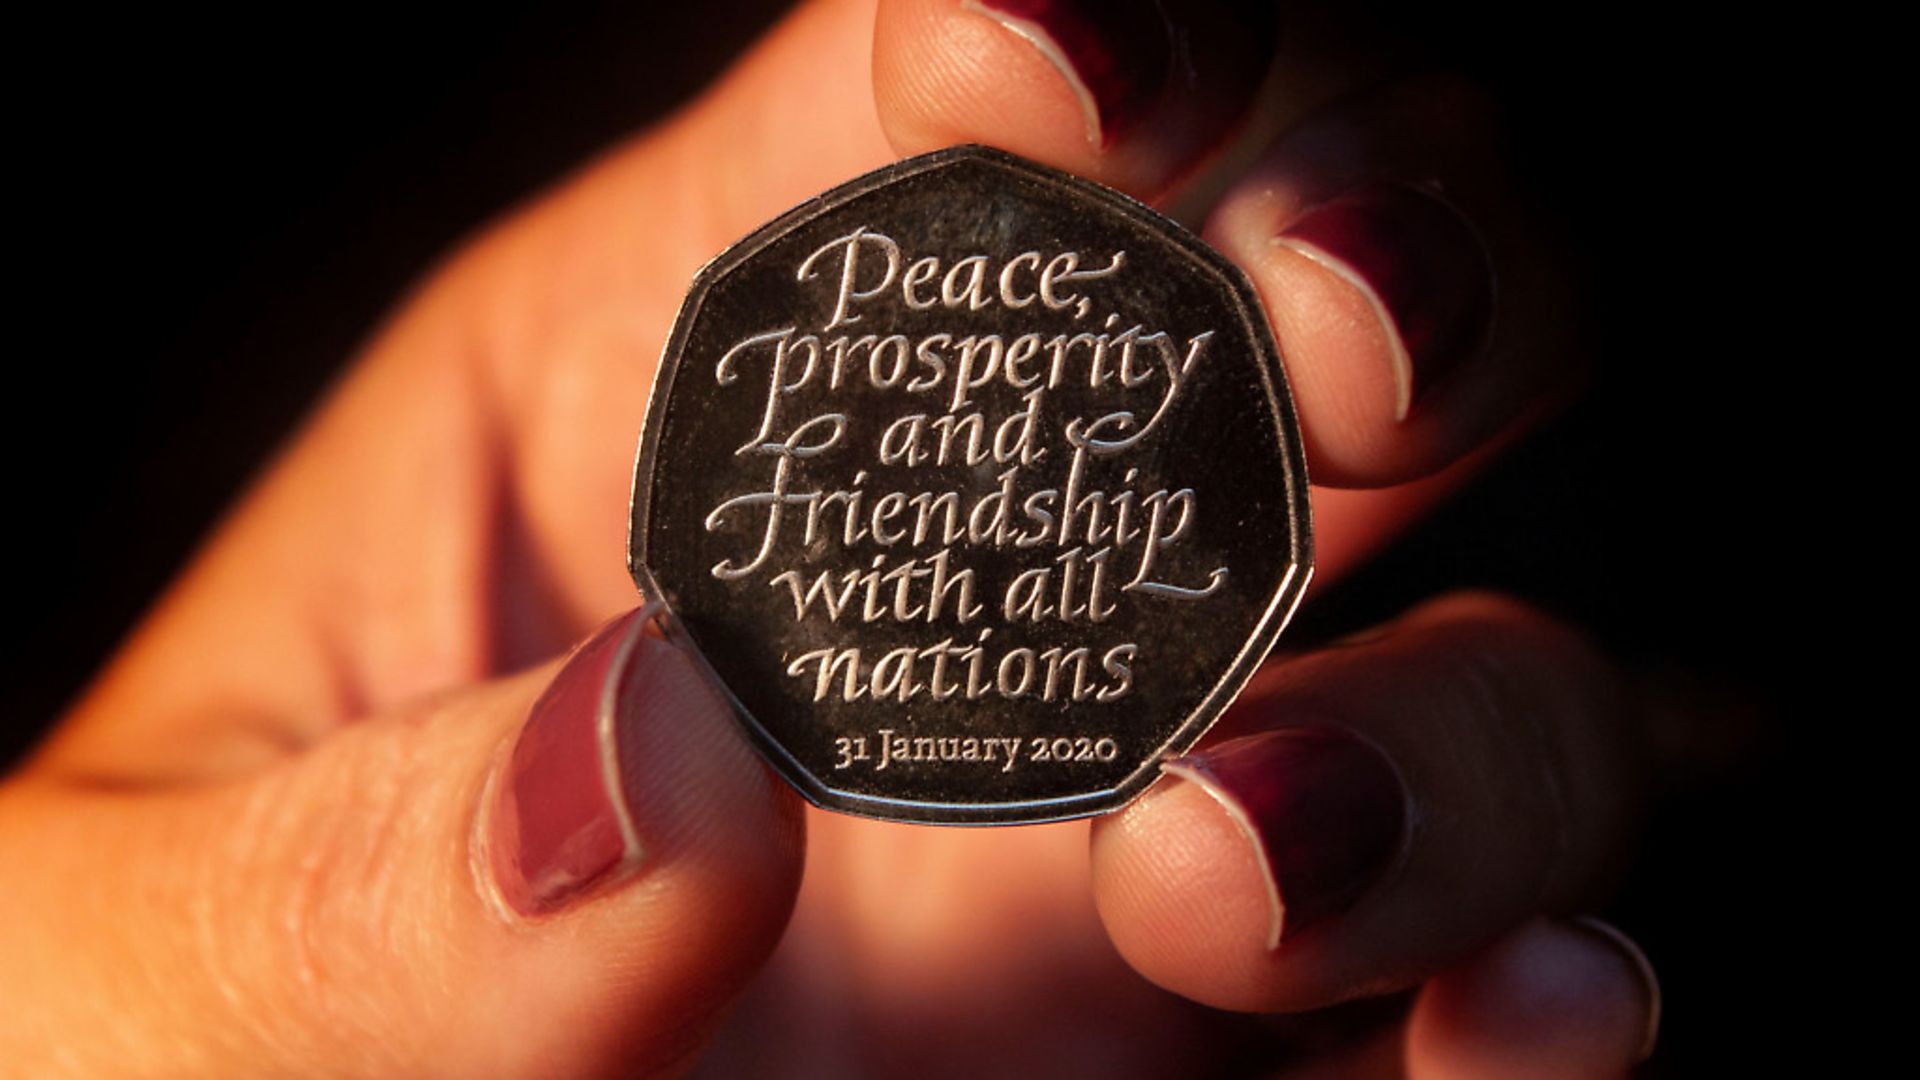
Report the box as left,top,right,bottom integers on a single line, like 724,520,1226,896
1,2,1661,1076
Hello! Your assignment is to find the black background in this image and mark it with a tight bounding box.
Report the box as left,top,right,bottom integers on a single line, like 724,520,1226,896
7,2,1807,1073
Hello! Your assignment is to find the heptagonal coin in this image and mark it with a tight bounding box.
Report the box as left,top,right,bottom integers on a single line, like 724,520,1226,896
629,145,1311,825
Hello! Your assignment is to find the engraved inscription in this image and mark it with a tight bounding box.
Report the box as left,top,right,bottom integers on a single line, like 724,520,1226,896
631,147,1312,823
699,228,1230,714
831,730,1123,773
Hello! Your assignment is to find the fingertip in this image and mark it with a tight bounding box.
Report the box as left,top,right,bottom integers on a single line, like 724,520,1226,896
484,607,804,922
1210,199,1411,483
877,0,1087,165
474,607,805,1073
1092,594,1645,1024
1204,74,1573,489
602,622,809,1000
874,0,1275,198
1209,177,1502,488
1092,721,1420,1015
1091,768,1306,1013
611,613,808,891
1407,918,1660,1079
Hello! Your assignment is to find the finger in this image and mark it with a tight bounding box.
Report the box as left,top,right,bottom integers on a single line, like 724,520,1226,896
875,6,1573,490
0,607,802,1076
1204,73,1581,487
873,0,1278,198
1089,592,1646,1012
1407,918,1660,1079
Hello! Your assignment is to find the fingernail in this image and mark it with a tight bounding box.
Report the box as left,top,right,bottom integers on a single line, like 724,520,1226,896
1166,727,1409,949
1569,917,1662,1063
1276,183,1495,420
962,0,1174,147
486,604,672,917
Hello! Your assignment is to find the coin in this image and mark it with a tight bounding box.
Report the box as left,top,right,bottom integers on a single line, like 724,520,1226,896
629,145,1311,825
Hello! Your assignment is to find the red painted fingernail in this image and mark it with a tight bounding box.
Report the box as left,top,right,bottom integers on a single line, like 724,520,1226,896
1277,183,1495,420
486,605,677,916
1167,727,1409,948
962,0,1175,147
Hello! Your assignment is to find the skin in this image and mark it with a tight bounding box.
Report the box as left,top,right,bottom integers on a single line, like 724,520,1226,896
0,2,1658,1076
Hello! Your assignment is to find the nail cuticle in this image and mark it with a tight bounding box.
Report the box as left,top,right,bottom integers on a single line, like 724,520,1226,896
1160,754,1288,951
1568,915,1662,1062
485,604,661,918
1276,181,1496,421
1167,724,1412,950
963,0,1175,148
595,610,653,874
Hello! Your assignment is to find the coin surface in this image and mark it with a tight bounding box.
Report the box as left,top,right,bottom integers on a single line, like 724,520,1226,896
629,145,1311,824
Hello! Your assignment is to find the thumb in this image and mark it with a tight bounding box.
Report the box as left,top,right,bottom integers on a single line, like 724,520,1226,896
0,605,803,1077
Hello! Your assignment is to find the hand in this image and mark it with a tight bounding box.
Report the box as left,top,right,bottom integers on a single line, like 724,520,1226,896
3,2,1662,1075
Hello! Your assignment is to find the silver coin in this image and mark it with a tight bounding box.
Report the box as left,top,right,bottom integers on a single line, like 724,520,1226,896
629,145,1311,825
